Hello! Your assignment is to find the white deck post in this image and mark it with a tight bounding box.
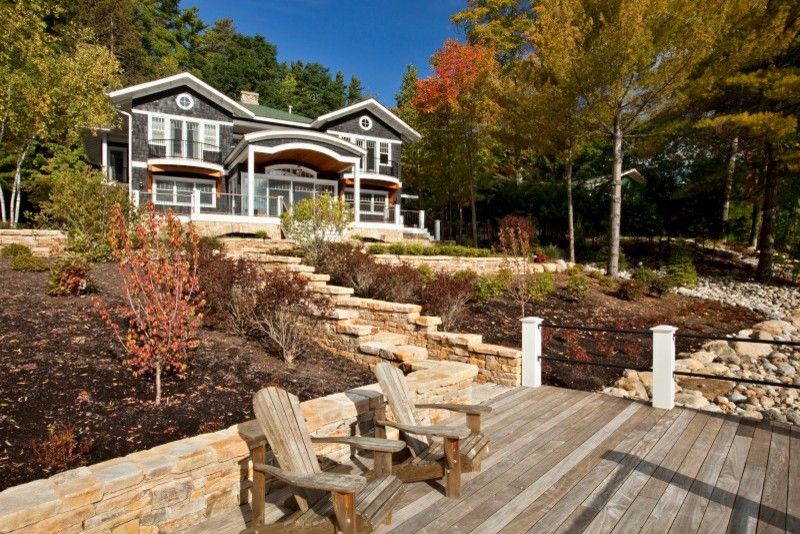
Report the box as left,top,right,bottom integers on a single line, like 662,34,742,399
353,162,361,223
192,189,201,217
435,220,441,241
101,132,108,179
419,210,425,229
247,146,255,217
394,204,401,225
521,317,544,387
651,325,677,409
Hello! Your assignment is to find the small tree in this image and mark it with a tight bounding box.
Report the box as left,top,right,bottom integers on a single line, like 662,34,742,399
280,194,352,264
95,203,204,405
498,215,536,317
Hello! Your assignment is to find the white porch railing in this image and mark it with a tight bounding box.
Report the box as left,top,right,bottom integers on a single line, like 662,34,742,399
130,191,287,219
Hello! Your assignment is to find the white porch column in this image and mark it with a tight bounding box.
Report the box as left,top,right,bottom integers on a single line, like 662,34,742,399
419,210,425,229
101,132,108,179
353,162,361,223
434,220,441,241
247,146,255,217
521,317,544,387
394,204,401,225
651,325,677,410
192,189,201,217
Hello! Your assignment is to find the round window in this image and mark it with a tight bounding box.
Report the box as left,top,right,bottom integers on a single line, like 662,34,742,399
176,93,194,110
359,116,373,131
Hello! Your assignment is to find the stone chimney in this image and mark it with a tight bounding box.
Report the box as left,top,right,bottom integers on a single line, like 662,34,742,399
240,90,259,105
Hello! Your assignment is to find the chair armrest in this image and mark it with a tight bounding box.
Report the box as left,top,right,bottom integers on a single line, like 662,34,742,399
376,420,470,440
415,403,492,415
253,463,366,493
310,436,406,453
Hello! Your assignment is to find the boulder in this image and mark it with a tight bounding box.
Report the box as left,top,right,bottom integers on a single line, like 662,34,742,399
753,319,794,336
675,390,710,410
702,340,739,363
674,358,704,372
740,409,764,421
677,377,735,400
733,340,772,359
690,351,716,365
728,391,747,404
777,363,796,378
617,373,649,400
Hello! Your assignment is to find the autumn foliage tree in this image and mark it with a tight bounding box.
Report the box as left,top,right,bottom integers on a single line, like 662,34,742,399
95,203,204,405
414,40,499,245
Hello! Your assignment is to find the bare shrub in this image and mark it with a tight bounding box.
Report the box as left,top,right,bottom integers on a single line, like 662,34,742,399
316,242,378,296
371,262,424,303
420,272,475,330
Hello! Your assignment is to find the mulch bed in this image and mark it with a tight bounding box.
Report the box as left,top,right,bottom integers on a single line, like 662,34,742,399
0,260,373,490
457,275,763,391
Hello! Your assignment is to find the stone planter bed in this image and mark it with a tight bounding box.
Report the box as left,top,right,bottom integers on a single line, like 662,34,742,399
0,260,374,491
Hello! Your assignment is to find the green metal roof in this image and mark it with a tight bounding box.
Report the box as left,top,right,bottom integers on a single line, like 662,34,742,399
241,103,314,124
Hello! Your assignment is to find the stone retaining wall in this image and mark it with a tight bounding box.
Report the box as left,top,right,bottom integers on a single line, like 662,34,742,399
373,254,570,275
0,230,67,257
0,360,478,533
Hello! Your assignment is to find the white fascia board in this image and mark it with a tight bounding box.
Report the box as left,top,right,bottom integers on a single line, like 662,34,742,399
312,98,422,142
225,129,367,166
108,72,256,119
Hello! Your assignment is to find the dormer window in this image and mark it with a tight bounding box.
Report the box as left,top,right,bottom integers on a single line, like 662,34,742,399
176,93,194,110
359,116,373,131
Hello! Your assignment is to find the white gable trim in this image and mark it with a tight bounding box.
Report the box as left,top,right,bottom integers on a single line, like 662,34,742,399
312,99,422,142
108,72,256,119
224,129,366,167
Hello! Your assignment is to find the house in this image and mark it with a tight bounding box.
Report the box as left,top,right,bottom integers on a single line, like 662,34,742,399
86,72,434,241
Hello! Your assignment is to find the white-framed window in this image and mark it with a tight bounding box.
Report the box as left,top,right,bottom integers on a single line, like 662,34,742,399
107,147,127,182
150,116,166,144
203,123,218,151
153,178,215,207
365,140,376,172
176,93,195,110
379,142,389,165
345,188,387,214
359,116,373,131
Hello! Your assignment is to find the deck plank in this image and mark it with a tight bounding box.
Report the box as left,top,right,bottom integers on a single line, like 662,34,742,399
787,425,800,534
726,420,771,533
757,423,790,533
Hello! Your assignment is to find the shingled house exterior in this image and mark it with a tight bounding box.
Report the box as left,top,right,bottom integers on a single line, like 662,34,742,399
86,72,433,241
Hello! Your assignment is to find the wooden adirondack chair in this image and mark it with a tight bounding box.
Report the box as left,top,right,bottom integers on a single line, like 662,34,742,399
248,387,406,533
373,362,492,499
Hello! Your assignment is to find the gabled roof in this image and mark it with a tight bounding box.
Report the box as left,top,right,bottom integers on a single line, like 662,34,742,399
312,98,422,142
108,72,257,119
241,103,313,124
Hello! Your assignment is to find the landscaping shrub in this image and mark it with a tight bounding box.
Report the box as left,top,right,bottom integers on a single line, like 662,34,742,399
11,252,47,272
253,230,268,239
30,425,91,471
196,243,252,332
367,242,493,257
648,274,674,296
245,269,331,367
529,272,556,302
420,272,475,330
36,166,131,262
631,266,657,284
371,262,425,303
316,242,378,297
666,245,698,288
281,194,352,264
595,244,628,271
95,203,204,405
616,279,646,301
1,243,32,258
47,255,93,296
474,270,511,303
587,269,618,289
564,272,590,301
498,215,534,257
417,263,436,283
542,245,562,260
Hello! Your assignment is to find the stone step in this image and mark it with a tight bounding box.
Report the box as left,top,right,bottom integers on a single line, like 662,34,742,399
239,253,303,264
297,272,330,283
336,322,378,337
358,341,428,363
326,308,360,321
363,331,409,345
311,285,355,296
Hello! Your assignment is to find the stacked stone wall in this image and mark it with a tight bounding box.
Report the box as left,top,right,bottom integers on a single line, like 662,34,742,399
0,230,67,257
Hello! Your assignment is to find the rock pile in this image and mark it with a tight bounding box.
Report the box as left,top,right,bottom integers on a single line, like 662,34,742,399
676,277,800,320
605,311,800,424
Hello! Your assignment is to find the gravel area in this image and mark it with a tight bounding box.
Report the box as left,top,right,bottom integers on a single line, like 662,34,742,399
676,277,800,320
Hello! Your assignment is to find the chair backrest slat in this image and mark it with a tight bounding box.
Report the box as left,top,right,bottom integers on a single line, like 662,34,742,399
253,387,324,504
375,363,429,454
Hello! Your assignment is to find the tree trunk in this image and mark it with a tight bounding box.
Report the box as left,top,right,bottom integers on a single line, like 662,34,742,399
608,113,624,277
155,360,162,405
565,144,575,264
749,166,764,248
469,182,478,247
756,144,779,282
0,182,6,224
721,136,738,244
9,145,29,229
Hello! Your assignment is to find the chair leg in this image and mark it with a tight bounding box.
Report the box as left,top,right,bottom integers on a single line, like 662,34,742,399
251,445,266,526
374,451,392,477
331,491,357,534
466,413,481,434
443,438,461,499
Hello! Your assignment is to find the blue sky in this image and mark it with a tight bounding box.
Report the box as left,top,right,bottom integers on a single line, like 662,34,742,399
186,0,465,106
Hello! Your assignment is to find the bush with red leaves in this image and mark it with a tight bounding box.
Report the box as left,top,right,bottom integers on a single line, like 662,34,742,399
31,426,91,471
420,272,475,330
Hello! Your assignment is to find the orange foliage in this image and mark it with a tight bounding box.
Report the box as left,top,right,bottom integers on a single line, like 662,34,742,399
95,203,204,405
413,40,498,115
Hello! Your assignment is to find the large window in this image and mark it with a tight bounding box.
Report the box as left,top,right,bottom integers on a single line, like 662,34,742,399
379,142,389,165
337,134,395,174
148,114,220,157
153,178,215,207
106,147,127,183
344,189,387,215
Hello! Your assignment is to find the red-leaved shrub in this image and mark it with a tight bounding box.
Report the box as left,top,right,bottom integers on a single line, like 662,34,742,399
371,262,425,303
420,272,475,330
31,425,91,471
95,203,204,405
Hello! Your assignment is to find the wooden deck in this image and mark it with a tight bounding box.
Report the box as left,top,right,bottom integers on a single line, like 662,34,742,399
186,385,799,533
